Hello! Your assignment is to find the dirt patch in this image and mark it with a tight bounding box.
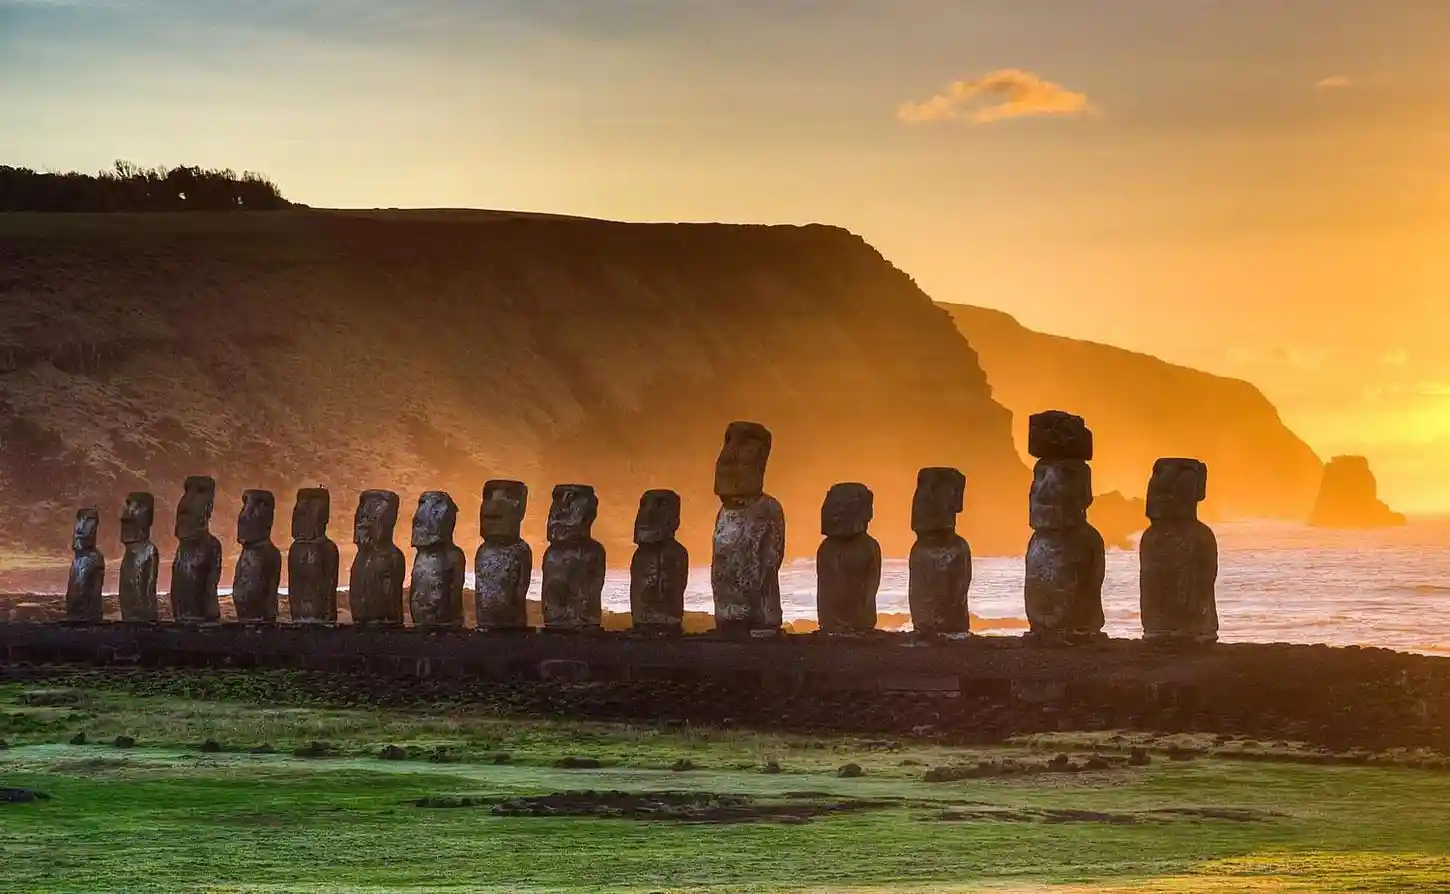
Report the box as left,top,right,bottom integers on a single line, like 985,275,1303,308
420,789,895,824
933,805,1281,825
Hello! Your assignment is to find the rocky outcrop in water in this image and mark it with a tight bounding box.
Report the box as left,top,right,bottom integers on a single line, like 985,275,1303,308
1308,456,1407,529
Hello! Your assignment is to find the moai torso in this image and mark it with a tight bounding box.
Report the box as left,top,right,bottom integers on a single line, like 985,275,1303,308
541,484,605,631
288,488,339,624
906,468,972,635
409,491,466,628
629,489,688,633
1024,412,1106,644
65,509,105,623
474,480,532,631
232,490,281,624
710,421,785,633
118,492,159,622
349,490,406,626
817,483,881,635
170,476,222,625
1140,458,1219,644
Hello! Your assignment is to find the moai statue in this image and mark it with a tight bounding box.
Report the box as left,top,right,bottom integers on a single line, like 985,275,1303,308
817,483,881,635
541,484,605,631
710,421,785,634
408,491,466,628
907,468,972,635
64,508,105,623
349,490,405,626
629,489,688,634
1140,458,1219,645
1024,411,1106,644
170,476,222,625
288,487,339,624
474,480,532,631
118,492,159,622
232,490,282,624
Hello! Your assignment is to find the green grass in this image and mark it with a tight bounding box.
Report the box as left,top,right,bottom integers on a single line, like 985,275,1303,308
2,679,1448,893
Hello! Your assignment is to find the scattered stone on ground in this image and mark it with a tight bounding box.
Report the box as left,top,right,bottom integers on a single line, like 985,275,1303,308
837,763,865,778
670,759,697,772
554,756,602,769
112,735,135,749
482,790,891,824
933,805,1280,825
924,753,1131,783
249,744,276,755
1,787,51,804
16,689,80,707
762,759,782,774
490,752,512,764
199,739,222,754
68,732,86,746
379,745,407,761
292,740,337,758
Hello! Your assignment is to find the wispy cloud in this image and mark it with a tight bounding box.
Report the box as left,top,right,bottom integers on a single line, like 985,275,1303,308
897,69,1095,125
1316,75,1357,91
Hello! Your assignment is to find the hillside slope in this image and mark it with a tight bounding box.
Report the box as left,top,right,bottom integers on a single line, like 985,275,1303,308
0,212,1028,578
942,303,1323,519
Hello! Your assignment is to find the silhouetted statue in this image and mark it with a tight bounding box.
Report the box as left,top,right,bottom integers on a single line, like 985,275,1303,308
409,491,466,628
288,488,339,624
542,484,605,631
907,468,971,635
349,490,405,626
629,489,688,634
817,483,881,634
232,490,281,624
711,421,785,634
474,480,532,631
170,476,222,625
118,492,159,622
1140,458,1218,644
1024,412,1106,644
64,509,104,623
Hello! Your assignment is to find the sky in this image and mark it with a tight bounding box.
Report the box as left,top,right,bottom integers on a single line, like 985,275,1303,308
4,0,1450,511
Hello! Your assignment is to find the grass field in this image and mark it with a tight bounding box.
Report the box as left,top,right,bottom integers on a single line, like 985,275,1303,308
3,677,1448,893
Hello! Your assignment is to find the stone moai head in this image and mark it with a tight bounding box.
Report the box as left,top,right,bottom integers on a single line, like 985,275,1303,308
822,483,873,538
120,492,154,544
714,421,772,500
236,490,276,545
911,467,966,535
1147,458,1208,522
1029,460,1094,530
1027,411,1094,461
480,479,528,541
292,488,331,542
412,491,458,548
174,476,216,540
634,489,682,545
548,484,598,544
73,508,100,551
353,489,399,547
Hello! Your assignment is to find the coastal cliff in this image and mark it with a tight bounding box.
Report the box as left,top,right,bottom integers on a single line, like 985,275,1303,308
0,211,1028,578
941,303,1323,520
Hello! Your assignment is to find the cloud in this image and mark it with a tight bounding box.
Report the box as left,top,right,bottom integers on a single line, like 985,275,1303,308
898,69,1095,124
1316,75,1356,91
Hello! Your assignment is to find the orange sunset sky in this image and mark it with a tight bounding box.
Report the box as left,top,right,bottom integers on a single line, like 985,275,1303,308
3,1,1449,512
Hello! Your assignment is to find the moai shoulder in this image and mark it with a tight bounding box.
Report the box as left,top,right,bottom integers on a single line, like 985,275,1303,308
1141,458,1219,645
233,490,281,624
350,489,405,626
907,468,971,636
630,488,688,633
817,483,881,635
474,479,533,631
710,421,785,634
65,508,105,623
542,484,605,631
118,491,159,623
171,475,222,625
288,487,339,624
409,491,465,629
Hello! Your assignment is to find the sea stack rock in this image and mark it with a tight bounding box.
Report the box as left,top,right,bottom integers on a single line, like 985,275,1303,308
170,476,222,625
1024,411,1106,644
710,421,785,634
349,489,406,626
288,488,339,624
408,491,466,628
474,480,532,631
1308,455,1407,529
629,489,688,634
907,468,971,635
542,484,606,631
1140,458,1218,644
232,490,282,624
817,483,881,635
64,508,105,623
118,492,159,622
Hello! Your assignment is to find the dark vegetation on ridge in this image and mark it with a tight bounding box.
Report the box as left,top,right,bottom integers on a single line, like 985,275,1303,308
0,161,291,212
